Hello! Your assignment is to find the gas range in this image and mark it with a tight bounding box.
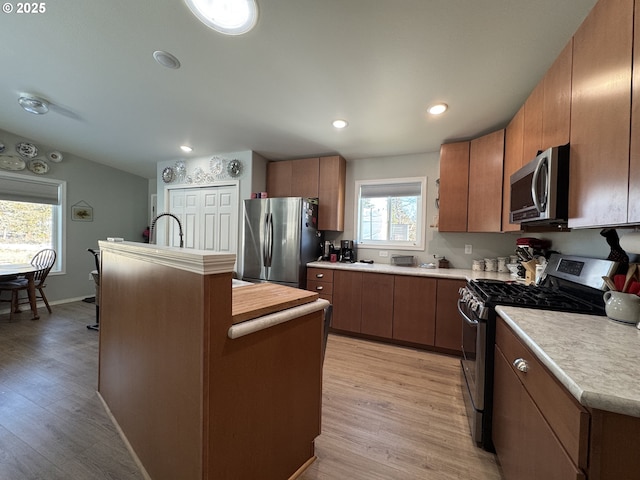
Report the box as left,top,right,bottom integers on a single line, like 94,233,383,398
464,253,620,317
458,254,619,451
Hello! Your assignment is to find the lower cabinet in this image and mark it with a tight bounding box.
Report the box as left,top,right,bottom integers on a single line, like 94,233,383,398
494,316,640,480
327,270,462,353
434,279,466,351
493,318,588,480
393,276,436,345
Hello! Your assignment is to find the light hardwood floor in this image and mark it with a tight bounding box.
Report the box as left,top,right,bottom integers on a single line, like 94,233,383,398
0,302,502,480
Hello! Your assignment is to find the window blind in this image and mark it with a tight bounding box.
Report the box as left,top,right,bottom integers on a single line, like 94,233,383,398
359,181,422,198
0,174,61,205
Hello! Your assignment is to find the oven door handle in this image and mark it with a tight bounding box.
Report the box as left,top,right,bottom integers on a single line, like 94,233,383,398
457,299,479,326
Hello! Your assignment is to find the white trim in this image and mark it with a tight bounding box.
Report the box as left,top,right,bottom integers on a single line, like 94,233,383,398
354,176,427,251
228,299,329,339
98,240,236,275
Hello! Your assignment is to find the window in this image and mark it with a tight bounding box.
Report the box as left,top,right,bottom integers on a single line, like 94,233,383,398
355,177,426,250
0,171,66,272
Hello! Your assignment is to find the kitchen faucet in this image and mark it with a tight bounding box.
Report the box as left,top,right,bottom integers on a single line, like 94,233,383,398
150,213,184,248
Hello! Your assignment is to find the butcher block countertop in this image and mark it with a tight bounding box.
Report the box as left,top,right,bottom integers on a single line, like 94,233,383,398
232,283,319,324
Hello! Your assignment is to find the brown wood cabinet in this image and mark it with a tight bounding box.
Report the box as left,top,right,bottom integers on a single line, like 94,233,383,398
332,270,394,337
318,155,346,231
267,155,345,231
361,273,394,338
266,161,292,198
291,158,319,197
393,276,436,345
306,267,333,304
569,0,633,228
467,130,505,232
329,270,463,354
493,346,586,480
502,106,525,233
332,270,362,332
493,318,589,480
522,82,544,163
438,141,469,232
542,39,573,149
494,314,640,480
434,279,466,351
628,0,640,223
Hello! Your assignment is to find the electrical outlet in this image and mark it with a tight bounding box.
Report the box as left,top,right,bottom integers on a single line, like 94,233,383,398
465,244,473,254
379,251,388,257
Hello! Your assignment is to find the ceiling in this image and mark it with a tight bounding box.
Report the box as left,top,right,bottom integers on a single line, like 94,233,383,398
0,0,598,179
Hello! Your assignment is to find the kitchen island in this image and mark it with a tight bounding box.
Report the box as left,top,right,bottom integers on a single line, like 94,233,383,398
97,241,328,480
495,306,640,479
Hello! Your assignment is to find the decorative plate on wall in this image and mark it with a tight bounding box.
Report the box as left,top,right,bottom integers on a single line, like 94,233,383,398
227,159,243,178
162,166,175,183
28,159,49,174
0,154,26,171
16,142,38,158
47,151,63,163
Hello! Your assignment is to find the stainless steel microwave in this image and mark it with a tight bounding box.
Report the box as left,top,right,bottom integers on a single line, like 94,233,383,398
509,145,570,225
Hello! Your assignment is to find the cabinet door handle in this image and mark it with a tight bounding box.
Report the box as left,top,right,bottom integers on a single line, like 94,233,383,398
513,358,529,373
316,273,324,278
315,285,324,291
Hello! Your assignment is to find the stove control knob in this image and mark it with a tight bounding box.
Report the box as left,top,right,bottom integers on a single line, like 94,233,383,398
513,358,529,373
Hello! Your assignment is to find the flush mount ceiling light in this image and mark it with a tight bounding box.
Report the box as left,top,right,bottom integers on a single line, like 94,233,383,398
184,0,258,35
332,119,348,129
428,103,448,115
153,50,181,69
18,95,49,115
180,145,193,153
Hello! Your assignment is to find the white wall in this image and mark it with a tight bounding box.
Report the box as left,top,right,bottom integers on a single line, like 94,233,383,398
155,150,268,275
0,128,149,303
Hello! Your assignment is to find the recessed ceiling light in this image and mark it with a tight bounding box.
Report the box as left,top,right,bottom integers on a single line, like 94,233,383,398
332,119,348,129
180,145,193,153
184,0,259,36
153,50,181,69
18,95,49,115
428,103,448,115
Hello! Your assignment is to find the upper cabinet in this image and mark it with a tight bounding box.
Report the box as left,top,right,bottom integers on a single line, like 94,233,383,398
468,130,505,232
542,40,572,149
502,106,525,233
627,0,640,223
569,0,633,228
522,82,544,163
438,141,469,232
318,155,346,231
267,155,346,231
439,131,504,233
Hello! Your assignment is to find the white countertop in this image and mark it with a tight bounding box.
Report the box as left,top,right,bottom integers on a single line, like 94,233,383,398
307,260,513,282
497,306,640,418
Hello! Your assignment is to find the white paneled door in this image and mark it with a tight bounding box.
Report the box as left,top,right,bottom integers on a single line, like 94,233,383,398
168,185,238,252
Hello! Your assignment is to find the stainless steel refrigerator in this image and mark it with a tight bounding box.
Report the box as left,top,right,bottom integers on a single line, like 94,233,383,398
242,197,320,288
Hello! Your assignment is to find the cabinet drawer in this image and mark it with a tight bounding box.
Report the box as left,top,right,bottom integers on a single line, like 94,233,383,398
307,280,333,296
307,268,334,283
496,318,589,469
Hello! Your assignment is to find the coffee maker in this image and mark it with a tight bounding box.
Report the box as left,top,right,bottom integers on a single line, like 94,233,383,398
340,240,356,263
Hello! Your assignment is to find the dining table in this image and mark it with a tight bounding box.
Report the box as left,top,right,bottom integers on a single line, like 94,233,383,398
0,263,39,320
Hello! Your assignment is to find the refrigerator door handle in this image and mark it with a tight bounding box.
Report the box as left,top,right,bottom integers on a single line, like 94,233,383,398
262,213,270,267
266,213,274,267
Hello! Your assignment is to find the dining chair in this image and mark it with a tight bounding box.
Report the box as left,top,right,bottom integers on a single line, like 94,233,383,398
0,248,57,320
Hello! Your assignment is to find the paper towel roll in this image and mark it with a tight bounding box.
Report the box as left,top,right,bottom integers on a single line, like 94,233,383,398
619,232,640,254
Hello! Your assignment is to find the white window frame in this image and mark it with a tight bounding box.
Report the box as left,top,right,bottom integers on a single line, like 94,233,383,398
354,176,427,251
0,171,66,274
